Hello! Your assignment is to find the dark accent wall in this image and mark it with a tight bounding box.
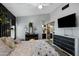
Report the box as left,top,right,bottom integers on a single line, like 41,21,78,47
0,3,16,39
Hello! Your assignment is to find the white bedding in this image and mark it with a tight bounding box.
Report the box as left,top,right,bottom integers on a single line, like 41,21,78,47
10,39,59,56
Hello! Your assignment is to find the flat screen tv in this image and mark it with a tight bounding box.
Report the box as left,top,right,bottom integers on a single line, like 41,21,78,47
58,13,76,28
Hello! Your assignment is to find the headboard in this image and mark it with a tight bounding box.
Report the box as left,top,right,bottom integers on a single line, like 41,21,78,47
53,35,75,56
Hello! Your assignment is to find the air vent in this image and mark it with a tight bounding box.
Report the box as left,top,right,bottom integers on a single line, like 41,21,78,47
62,4,69,10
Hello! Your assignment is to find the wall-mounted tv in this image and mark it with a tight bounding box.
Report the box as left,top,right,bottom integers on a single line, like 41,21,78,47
58,13,76,28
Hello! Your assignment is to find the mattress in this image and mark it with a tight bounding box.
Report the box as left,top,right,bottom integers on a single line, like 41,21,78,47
10,39,59,56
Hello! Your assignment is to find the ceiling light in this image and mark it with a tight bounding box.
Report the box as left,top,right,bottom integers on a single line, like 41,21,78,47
38,5,43,9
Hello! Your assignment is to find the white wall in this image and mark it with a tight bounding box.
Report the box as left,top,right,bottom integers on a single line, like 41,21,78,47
49,3,79,56
16,14,50,40
49,3,79,38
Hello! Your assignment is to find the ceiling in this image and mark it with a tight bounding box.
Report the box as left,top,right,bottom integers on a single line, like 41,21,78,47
2,3,62,17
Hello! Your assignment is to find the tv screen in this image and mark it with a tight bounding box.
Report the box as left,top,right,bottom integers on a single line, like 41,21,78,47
58,13,76,28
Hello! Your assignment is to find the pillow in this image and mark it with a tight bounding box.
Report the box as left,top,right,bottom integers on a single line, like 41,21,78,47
1,37,16,49
1,37,6,42
6,37,16,49
0,38,12,56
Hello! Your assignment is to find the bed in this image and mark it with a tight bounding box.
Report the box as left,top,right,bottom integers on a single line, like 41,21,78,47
0,37,59,56
10,39,59,56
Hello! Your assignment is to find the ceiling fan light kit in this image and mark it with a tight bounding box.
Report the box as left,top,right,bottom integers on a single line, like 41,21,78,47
37,3,51,9
38,4,43,9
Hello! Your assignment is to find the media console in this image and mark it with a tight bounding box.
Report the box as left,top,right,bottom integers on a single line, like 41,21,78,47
53,35,75,56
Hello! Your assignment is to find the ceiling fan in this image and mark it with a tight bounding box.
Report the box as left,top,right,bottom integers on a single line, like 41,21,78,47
31,3,52,9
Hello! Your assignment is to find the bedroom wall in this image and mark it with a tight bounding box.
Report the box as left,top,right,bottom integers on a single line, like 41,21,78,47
48,3,79,55
16,14,50,40
48,3,79,38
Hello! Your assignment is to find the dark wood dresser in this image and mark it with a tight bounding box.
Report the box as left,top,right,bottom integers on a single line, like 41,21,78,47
25,33,38,41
